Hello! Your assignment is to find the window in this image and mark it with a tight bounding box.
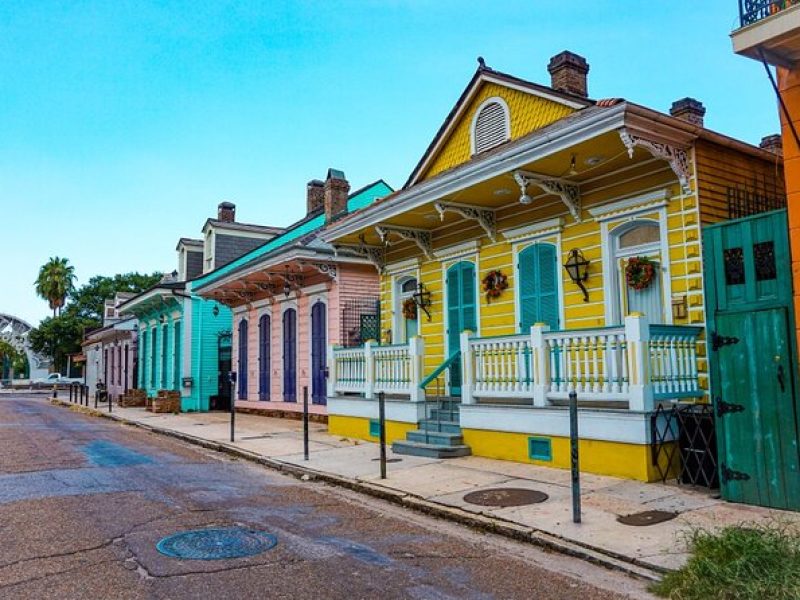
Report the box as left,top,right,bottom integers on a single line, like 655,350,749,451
472,98,510,155
395,276,419,343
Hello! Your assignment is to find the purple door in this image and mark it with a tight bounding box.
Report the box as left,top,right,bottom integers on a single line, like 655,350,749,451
283,309,296,402
258,314,270,401
311,301,327,405
237,319,248,400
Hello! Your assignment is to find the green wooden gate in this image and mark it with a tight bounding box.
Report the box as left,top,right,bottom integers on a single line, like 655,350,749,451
703,209,800,510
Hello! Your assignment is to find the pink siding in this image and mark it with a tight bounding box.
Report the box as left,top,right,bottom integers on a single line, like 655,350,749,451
232,263,380,415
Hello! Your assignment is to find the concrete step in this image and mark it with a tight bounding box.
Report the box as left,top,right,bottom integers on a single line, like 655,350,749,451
391,440,472,459
418,419,461,434
429,407,460,421
406,430,464,446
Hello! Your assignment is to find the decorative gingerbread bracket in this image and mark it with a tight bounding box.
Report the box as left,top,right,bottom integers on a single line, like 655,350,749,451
619,128,691,194
301,262,338,281
513,170,582,222
375,225,433,259
433,201,497,242
333,242,386,273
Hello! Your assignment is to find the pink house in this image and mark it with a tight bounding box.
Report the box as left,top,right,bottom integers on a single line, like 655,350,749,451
194,170,392,417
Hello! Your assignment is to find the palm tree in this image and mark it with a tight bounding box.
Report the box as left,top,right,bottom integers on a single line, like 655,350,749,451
35,257,76,317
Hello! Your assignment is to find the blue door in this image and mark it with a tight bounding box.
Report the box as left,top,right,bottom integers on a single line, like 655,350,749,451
283,309,297,402
258,314,270,401
518,243,560,331
237,319,248,400
311,301,327,405
446,261,477,395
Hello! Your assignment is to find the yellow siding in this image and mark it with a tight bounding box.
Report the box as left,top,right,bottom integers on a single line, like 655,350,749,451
421,83,575,181
379,163,711,390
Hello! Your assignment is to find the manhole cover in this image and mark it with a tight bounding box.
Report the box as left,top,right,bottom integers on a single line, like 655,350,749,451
463,488,548,507
156,527,277,560
371,457,403,463
617,510,678,526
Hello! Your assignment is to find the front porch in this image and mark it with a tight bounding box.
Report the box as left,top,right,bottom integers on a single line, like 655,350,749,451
327,314,704,480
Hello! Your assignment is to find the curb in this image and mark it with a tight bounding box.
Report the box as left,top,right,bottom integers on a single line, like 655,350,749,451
50,399,665,581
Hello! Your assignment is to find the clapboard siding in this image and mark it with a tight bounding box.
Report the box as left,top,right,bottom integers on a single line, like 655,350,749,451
695,140,784,225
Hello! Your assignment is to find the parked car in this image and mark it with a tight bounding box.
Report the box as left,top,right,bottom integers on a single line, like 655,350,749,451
33,373,83,386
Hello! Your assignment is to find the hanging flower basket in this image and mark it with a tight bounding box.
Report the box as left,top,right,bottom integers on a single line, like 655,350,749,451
401,297,417,320
625,257,658,291
482,270,509,303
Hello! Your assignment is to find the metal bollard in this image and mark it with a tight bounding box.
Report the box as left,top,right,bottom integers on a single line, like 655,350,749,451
69,384,73,403
569,390,581,524
303,386,309,461
378,391,387,480
108,393,112,413
52,384,57,399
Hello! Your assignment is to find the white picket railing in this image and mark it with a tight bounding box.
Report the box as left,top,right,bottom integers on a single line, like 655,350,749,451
461,315,703,411
328,338,424,401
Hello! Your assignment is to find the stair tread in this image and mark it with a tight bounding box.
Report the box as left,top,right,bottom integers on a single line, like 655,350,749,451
392,440,472,458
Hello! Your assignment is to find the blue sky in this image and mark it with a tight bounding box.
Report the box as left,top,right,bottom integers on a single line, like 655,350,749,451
0,1,779,326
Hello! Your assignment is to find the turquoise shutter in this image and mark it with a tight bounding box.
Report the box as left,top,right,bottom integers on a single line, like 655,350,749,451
461,262,477,332
447,266,461,351
518,244,559,332
537,244,559,329
518,246,538,331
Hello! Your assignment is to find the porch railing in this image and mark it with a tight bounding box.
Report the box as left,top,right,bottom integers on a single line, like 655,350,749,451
738,0,799,28
462,315,703,411
328,338,425,401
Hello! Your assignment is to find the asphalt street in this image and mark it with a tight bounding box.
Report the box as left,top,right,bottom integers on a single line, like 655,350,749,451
0,396,651,599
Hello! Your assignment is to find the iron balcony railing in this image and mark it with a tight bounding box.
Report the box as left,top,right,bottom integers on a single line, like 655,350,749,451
739,0,800,28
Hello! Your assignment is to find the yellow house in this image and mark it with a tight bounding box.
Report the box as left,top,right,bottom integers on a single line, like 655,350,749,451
320,52,785,481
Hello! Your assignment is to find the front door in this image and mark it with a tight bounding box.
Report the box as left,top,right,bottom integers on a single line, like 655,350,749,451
446,261,477,395
258,314,270,401
311,301,327,405
237,319,248,400
704,209,800,510
283,309,297,402
216,333,232,411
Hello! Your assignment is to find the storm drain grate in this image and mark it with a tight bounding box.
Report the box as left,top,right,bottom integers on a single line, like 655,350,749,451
617,510,678,527
156,527,277,560
463,488,548,507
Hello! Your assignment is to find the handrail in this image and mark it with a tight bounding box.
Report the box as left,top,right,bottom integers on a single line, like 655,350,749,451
649,325,703,337
419,350,461,389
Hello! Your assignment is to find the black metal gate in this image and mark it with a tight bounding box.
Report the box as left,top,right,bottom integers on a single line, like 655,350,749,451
651,403,719,488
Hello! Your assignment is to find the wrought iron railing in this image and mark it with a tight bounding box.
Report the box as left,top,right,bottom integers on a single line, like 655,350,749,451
739,0,799,28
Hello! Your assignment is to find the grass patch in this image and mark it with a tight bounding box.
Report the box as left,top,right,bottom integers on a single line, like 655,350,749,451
652,521,800,599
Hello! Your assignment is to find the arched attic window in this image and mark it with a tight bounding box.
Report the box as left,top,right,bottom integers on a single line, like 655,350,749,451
471,97,510,155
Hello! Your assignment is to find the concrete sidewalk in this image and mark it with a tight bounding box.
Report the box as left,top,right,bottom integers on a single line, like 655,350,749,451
60,401,799,577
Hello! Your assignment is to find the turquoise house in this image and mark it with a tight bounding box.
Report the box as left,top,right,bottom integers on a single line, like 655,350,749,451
119,202,284,411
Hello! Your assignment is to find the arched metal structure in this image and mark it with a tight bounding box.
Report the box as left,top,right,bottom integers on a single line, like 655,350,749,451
0,313,51,379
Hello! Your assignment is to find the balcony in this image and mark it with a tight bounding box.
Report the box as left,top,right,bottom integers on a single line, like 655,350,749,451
328,315,704,413
732,1,800,67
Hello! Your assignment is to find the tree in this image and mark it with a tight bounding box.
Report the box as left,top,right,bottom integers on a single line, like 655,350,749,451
29,270,161,372
67,272,162,322
35,257,76,317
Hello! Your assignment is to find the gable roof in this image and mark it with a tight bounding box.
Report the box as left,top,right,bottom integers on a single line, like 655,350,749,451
404,61,594,188
192,179,393,291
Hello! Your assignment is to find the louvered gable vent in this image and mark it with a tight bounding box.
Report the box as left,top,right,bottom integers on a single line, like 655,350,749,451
472,100,509,155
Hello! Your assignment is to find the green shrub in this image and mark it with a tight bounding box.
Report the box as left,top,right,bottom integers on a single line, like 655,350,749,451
652,521,800,600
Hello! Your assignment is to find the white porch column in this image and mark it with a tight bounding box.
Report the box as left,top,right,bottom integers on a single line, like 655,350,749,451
326,344,336,398
531,323,550,407
625,313,653,411
364,340,375,400
408,336,425,402
460,330,474,405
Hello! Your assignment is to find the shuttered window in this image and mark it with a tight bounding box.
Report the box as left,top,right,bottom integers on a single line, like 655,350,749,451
518,243,559,331
473,101,510,154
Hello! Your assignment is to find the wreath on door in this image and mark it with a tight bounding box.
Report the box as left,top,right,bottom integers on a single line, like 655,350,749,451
401,297,417,320
482,270,509,302
625,257,658,291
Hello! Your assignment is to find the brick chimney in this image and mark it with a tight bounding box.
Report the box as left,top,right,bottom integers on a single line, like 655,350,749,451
547,51,589,97
217,201,236,223
760,134,783,156
670,98,706,127
307,179,325,215
324,169,350,223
